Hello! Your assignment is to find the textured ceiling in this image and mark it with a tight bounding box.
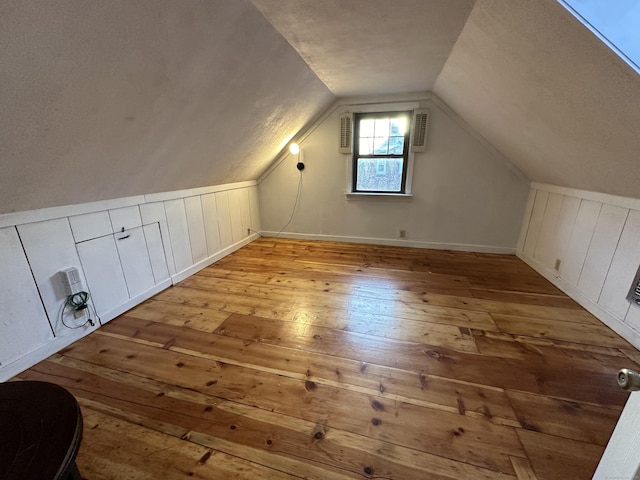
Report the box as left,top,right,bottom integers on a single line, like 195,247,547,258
434,0,640,198
4,0,640,215
0,0,333,214
250,0,476,96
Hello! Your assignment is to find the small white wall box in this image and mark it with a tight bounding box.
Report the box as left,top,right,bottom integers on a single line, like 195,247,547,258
627,264,640,307
60,267,83,296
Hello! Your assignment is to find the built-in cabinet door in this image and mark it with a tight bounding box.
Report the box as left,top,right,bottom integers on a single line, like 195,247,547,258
0,227,53,367
143,223,170,283
115,227,155,298
18,218,97,336
77,235,129,317
140,202,177,276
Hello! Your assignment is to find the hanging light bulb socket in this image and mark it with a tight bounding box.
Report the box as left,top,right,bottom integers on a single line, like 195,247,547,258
290,143,304,170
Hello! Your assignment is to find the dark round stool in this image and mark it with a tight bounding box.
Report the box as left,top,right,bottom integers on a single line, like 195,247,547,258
0,380,84,480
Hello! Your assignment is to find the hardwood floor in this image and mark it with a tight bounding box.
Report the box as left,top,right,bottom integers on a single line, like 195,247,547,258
16,238,640,479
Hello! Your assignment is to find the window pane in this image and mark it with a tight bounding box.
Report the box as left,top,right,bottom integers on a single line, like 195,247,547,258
359,137,373,155
360,118,374,138
388,136,404,154
373,137,389,155
356,157,403,192
374,118,390,138
390,117,407,136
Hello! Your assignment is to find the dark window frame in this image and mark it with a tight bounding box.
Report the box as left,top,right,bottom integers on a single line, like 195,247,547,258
352,111,411,194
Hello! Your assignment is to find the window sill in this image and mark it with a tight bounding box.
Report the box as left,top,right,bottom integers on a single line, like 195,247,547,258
345,192,413,199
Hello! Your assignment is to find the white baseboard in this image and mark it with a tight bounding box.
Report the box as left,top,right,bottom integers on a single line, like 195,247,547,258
259,231,516,255
517,251,640,351
171,234,259,284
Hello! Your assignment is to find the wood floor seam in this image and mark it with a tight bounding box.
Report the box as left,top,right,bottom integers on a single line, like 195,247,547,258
15,238,639,480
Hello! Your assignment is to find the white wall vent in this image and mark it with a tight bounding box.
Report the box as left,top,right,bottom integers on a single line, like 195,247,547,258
411,109,429,152
339,113,353,154
627,264,640,307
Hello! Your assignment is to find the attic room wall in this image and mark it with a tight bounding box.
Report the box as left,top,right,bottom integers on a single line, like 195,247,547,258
258,95,529,252
0,0,333,214
518,183,640,350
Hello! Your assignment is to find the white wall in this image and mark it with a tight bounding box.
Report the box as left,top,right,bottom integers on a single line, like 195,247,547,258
258,94,530,253
517,183,640,350
0,182,260,381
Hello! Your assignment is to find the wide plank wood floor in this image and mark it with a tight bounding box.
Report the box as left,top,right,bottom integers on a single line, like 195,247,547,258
16,238,640,479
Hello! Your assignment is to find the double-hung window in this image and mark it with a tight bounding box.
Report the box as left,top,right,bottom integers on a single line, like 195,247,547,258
353,111,411,194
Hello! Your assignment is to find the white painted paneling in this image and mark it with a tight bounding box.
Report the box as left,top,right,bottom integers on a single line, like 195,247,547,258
77,235,129,317
523,190,549,258
516,188,536,253
600,210,640,319
115,227,155,298
553,195,581,272
69,211,112,242
239,188,252,239
140,201,176,276
0,227,53,367
215,191,233,249
109,206,142,232
143,224,170,284
164,199,193,274
184,196,208,263
18,218,97,336
0,195,146,230
144,181,257,204
248,186,261,233
626,306,640,333
559,200,601,287
533,192,563,268
201,193,221,255
228,189,244,244
577,204,628,302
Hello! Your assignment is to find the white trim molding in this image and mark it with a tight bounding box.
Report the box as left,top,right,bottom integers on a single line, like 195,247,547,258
260,231,516,254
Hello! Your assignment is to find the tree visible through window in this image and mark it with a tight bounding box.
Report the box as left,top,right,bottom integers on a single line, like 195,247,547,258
353,111,411,193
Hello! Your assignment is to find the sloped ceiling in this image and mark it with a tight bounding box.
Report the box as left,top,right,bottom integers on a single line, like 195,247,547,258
251,0,476,96
0,0,333,214
434,0,640,199
254,0,640,199
4,0,640,215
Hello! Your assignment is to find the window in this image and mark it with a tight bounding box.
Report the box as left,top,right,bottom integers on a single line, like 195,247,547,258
558,0,640,74
353,111,411,194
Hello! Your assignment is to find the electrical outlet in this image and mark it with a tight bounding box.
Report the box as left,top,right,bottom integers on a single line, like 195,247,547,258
73,309,85,319
554,259,561,271
399,229,406,238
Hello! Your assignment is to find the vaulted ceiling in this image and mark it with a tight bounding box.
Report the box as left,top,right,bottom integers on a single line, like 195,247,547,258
2,0,640,215
250,0,475,96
